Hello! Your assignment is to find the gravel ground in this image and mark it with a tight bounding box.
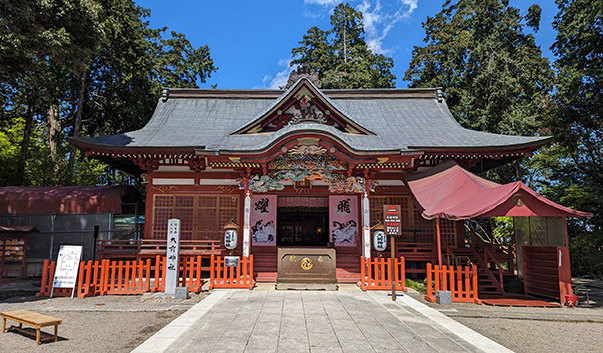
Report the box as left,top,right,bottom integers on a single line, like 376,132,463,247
452,316,603,353
416,278,603,353
0,310,183,353
2,278,602,353
0,280,208,353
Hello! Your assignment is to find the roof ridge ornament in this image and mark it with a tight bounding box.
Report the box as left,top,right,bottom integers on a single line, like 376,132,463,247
285,66,321,89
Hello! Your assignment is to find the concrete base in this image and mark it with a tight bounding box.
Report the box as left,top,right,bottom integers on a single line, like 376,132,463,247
276,283,338,291
175,286,189,300
436,290,452,304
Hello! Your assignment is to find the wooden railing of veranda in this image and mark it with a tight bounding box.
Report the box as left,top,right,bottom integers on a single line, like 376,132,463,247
360,256,407,291
424,263,482,304
36,255,208,298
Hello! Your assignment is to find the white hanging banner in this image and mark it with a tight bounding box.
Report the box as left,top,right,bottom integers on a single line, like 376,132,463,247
51,245,83,299
243,190,251,257
362,192,371,258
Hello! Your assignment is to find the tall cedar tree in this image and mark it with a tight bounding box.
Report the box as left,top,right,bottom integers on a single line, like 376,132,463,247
403,0,554,242
0,0,217,186
291,3,396,89
404,0,553,156
545,0,603,275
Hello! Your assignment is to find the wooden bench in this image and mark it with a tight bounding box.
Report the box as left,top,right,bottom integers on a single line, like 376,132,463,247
1,310,62,345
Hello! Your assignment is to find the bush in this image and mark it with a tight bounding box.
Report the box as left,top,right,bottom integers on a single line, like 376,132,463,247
405,278,427,293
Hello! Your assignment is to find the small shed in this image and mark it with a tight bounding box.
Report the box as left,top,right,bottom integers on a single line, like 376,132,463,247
0,186,141,276
0,225,39,279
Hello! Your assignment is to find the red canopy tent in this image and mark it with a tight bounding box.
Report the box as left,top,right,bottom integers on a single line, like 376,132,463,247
405,160,592,303
406,159,592,221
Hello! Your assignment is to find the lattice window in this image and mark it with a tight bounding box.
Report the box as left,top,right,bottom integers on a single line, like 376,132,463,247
370,195,415,241
413,210,435,243
174,196,195,240
197,195,219,240
151,194,239,240
152,195,174,239
439,219,457,247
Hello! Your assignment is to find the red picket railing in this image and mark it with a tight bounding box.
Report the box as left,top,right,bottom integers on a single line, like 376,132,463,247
36,255,208,298
360,256,406,291
209,255,254,290
425,263,481,304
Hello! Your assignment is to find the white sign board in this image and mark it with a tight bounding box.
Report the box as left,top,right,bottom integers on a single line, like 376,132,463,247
165,219,180,295
51,245,83,298
225,256,239,267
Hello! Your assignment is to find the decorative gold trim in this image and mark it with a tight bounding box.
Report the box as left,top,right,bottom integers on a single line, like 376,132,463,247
297,137,320,146
246,125,262,134
211,162,261,168
229,157,241,163
377,157,389,164
216,185,237,193
373,186,390,194
300,257,313,270
294,87,315,101
355,163,408,169
345,126,360,134
151,185,176,193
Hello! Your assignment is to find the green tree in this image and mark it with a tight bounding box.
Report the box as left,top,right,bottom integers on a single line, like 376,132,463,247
404,0,553,140
0,0,217,187
291,3,396,89
545,0,603,276
0,0,103,184
404,0,554,186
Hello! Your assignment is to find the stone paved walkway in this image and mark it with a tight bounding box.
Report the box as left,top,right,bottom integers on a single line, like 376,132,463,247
134,285,512,353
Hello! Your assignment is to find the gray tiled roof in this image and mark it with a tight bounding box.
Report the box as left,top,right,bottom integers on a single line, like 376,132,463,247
72,86,550,154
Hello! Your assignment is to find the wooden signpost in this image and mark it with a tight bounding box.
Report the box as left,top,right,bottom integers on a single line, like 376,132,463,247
384,205,402,301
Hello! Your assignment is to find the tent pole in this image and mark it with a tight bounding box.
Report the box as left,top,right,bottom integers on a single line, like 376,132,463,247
436,218,442,266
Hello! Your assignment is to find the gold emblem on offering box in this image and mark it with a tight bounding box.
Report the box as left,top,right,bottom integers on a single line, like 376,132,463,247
317,256,324,263
300,257,313,270
289,255,297,262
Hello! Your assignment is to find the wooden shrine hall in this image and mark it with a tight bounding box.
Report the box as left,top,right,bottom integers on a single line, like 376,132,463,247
71,70,591,301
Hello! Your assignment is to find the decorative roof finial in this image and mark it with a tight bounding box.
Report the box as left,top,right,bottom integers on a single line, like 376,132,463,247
285,66,321,89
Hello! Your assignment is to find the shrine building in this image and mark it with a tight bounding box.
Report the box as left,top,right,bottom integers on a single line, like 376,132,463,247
70,71,591,300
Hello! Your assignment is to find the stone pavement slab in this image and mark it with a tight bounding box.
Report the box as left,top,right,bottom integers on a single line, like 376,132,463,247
133,285,513,353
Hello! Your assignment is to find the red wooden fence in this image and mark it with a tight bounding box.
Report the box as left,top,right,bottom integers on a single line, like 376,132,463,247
37,256,208,298
360,256,406,291
209,255,254,290
425,263,481,304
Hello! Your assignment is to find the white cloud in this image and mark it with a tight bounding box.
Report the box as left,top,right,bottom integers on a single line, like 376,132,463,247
304,0,342,6
301,0,419,55
258,59,296,90
359,0,419,54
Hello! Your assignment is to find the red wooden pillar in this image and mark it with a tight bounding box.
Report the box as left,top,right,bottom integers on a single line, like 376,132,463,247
144,178,154,239
436,218,442,266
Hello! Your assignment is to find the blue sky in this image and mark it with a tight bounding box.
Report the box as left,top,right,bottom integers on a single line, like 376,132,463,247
137,0,560,89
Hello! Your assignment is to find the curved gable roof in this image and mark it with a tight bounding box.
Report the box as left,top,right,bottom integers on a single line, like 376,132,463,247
70,84,551,157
